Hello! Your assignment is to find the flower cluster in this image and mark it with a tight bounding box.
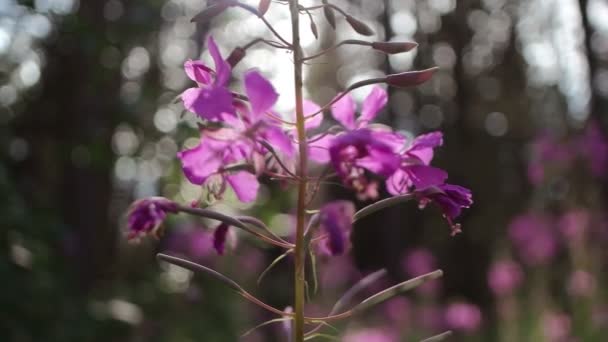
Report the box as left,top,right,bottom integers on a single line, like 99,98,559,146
169,37,472,236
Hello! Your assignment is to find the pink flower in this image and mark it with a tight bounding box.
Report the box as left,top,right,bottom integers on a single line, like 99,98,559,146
127,197,177,240
386,131,447,195
317,201,355,255
444,302,482,333
508,214,558,266
415,184,473,235
328,129,400,199
182,37,235,121
487,260,523,296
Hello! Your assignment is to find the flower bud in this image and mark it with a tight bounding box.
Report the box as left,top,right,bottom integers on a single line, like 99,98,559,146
345,15,375,36
385,67,438,88
258,0,271,15
213,223,230,255
127,197,178,241
371,41,418,54
191,1,237,23
310,19,319,39
226,47,246,67
322,0,336,29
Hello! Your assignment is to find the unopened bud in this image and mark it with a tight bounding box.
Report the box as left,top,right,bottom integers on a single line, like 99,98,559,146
345,15,375,36
258,0,271,15
372,41,418,54
226,47,247,67
310,19,319,39
191,1,237,23
385,67,438,88
322,0,336,28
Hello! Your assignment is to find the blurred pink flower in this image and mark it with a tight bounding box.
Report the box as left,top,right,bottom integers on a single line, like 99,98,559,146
342,327,398,342
383,297,411,325
559,209,590,242
487,260,523,296
402,248,440,295
527,133,573,185
444,301,482,333
509,213,559,266
567,270,596,298
543,312,571,342
578,120,608,178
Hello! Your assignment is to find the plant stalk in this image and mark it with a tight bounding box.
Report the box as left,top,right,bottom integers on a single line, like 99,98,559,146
288,0,307,341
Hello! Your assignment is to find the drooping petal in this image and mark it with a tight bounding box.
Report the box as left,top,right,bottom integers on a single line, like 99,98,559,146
184,60,214,84
303,100,323,130
127,197,177,240
226,171,259,202
407,131,443,164
213,223,230,255
245,70,279,119
331,92,356,130
207,36,231,86
261,125,294,157
406,165,448,189
319,201,355,255
386,169,409,196
177,139,224,185
182,86,235,120
359,86,388,126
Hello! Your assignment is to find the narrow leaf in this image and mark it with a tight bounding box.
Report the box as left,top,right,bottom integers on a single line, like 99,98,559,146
157,253,243,292
353,193,414,223
371,41,418,54
304,333,340,341
241,317,292,338
257,249,293,285
353,270,443,313
420,331,453,342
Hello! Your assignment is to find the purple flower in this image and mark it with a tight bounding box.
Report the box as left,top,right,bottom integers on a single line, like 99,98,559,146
542,312,572,341
578,120,608,178
487,260,523,296
331,86,388,130
559,209,590,241
318,201,355,255
444,302,482,333
127,197,177,240
508,213,558,266
182,36,235,121
386,131,448,195
527,133,573,185
329,129,400,199
342,328,398,342
178,133,260,202
415,184,473,235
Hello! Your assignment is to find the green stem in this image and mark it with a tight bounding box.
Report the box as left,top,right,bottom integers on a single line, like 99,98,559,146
289,1,307,341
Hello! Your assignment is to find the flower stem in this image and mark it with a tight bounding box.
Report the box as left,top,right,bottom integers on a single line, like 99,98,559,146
288,1,307,341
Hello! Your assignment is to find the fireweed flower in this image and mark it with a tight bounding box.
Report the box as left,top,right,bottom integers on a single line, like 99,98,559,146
444,302,482,333
127,197,177,240
317,201,355,255
508,213,558,266
415,184,473,235
181,36,235,121
213,223,230,255
487,260,523,296
386,131,448,195
328,129,400,199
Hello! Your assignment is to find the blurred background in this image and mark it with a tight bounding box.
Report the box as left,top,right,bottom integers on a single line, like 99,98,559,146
2,0,608,341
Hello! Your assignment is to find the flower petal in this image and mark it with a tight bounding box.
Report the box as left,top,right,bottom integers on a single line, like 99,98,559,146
407,131,443,164
359,86,387,125
226,171,259,202
207,36,231,86
406,165,448,189
213,223,230,255
177,139,224,185
308,133,334,163
262,125,294,157
184,59,214,84
331,92,356,130
303,100,323,130
245,70,279,119
182,86,235,121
